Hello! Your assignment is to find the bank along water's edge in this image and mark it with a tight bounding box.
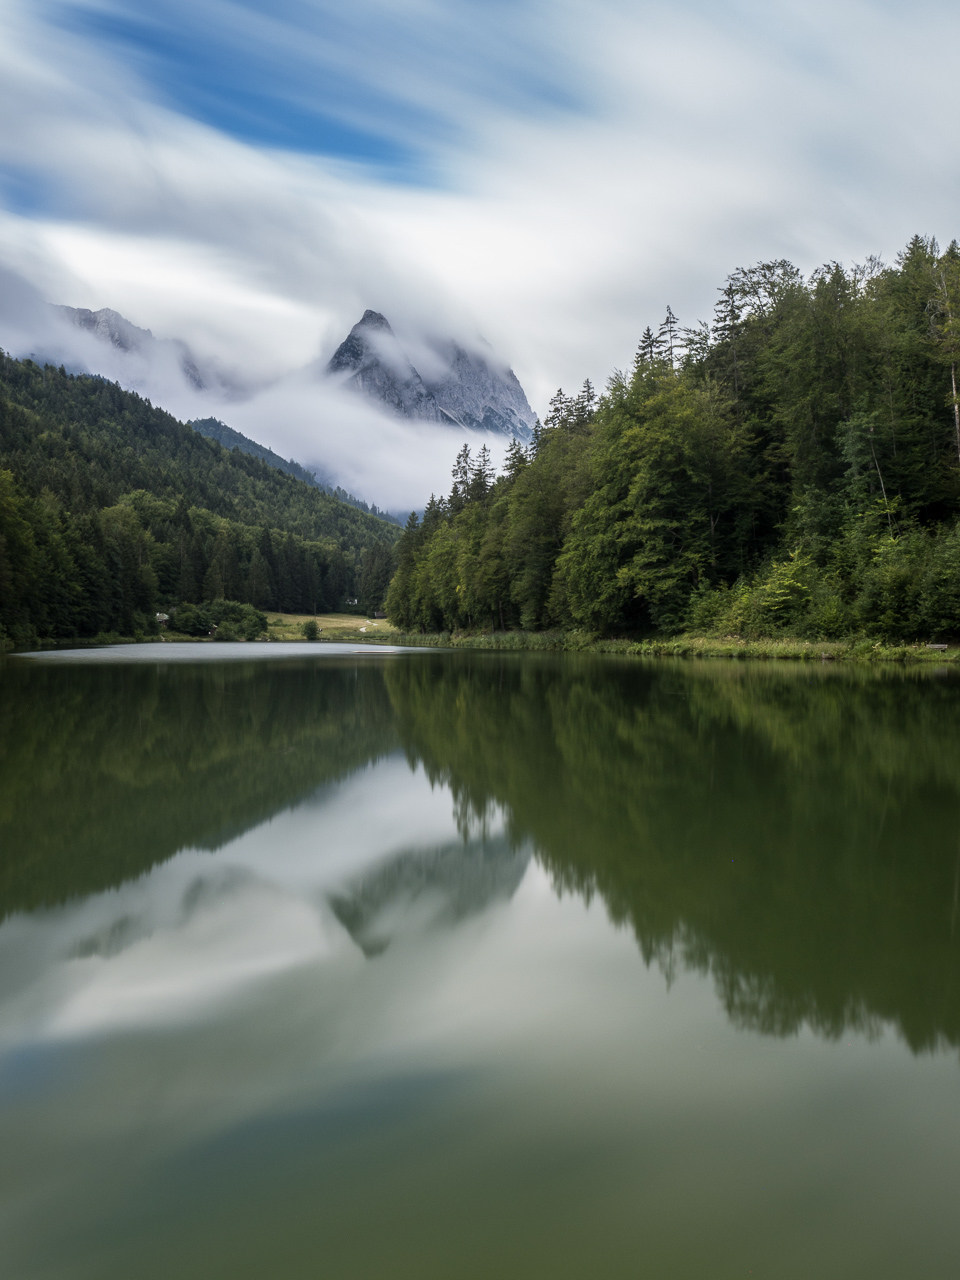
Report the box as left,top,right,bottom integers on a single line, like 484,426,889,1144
382,628,960,663
6,611,960,663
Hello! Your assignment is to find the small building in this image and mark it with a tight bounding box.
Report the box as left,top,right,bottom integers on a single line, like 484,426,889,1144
156,613,170,628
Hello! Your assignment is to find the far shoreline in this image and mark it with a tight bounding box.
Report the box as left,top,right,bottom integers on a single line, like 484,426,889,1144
6,624,960,665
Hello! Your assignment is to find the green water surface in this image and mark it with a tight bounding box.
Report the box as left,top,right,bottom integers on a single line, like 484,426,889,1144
1,644,959,1278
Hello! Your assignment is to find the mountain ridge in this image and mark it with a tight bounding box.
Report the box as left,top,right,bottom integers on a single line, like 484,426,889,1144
325,310,536,439
55,304,207,390
189,416,401,524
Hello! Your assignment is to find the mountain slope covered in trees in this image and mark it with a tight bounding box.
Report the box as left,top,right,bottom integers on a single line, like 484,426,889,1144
387,236,960,643
189,416,401,524
0,354,399,647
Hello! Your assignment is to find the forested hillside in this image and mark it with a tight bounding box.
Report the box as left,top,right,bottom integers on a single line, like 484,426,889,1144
0,354,398,648
189,415,401,525
387,235,960,642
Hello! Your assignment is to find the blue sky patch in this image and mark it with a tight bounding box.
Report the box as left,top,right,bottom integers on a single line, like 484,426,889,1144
0,164,60,218
51,0,583,186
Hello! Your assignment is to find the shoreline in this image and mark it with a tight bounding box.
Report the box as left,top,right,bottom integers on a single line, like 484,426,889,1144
6,628,958,663
380,630,960,663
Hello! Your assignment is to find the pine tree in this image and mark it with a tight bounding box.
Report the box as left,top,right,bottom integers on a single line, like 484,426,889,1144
246,546,272,609
449,445,472,514
657,306,683,366
503,438,529,478
573,379,598,426
635,326,666,367
469,444,494,500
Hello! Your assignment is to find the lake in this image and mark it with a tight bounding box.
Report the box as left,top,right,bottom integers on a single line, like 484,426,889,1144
1,644,959,1278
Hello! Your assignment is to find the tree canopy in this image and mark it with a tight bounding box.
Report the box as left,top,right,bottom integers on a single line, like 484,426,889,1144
387,236,960,642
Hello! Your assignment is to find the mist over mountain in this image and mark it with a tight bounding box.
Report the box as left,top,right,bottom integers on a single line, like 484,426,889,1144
55,305,207,391
0,269,249,408
190,416,401,523
0,266,534,510
326,310,536,440
47,297,537,444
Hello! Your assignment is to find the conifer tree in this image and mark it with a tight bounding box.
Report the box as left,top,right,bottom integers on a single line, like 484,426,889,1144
657,306,683,366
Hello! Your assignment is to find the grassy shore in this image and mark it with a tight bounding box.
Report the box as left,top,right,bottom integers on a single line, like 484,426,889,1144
377,628,960,663
161,616,960,662
159,612,399,644
262,611,399,642
155,612,398,644
7,614,956,663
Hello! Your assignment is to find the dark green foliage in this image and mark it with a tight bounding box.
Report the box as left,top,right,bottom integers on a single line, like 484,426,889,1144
358,539,396,613
387,238,960,641
0,353,399,647
190,416,401,524
172,599,266,640
190,416,325,490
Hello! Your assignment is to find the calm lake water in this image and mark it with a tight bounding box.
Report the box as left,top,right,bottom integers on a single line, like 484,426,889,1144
1,644,959,1278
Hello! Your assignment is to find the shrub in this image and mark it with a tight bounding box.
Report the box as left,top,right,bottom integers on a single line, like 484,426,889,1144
173,599,266,640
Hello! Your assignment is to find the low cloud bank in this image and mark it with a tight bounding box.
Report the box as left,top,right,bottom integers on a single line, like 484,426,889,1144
217,371,513,515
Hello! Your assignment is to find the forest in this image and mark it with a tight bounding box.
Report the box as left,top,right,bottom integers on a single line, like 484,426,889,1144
0,354,399,648
387,235,960,642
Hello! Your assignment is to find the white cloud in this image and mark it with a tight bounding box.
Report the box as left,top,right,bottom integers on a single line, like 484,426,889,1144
217,373,514,512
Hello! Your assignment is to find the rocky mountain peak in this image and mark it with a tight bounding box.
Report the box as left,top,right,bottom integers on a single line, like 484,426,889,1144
358,309,391,329
326,310,439,421
55,306,153,355
54,304,205,389
324,312,535,439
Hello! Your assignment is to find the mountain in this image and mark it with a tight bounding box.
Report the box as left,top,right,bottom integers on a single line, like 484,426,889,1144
325,310,536,439
190,417,401,524
326,310,442,421
55,305,206,389
329,834,530,956
52,300,536,442
190,416,322,486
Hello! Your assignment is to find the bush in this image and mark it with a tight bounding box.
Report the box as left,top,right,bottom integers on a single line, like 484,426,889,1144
172,603,211,636
207,599,266,640
172,599,266,640
301,619,319,641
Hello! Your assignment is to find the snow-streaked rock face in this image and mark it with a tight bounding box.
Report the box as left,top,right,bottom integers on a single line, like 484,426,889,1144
326,309,443,422
326,310,535,439
55,305,205,389
425,338,536,438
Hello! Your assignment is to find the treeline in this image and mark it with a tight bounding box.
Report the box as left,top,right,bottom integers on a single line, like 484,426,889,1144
0,354,398,648
387,236,960,641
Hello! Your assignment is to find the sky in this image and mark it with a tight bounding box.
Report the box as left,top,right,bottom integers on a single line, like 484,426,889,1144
1,0,959,507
